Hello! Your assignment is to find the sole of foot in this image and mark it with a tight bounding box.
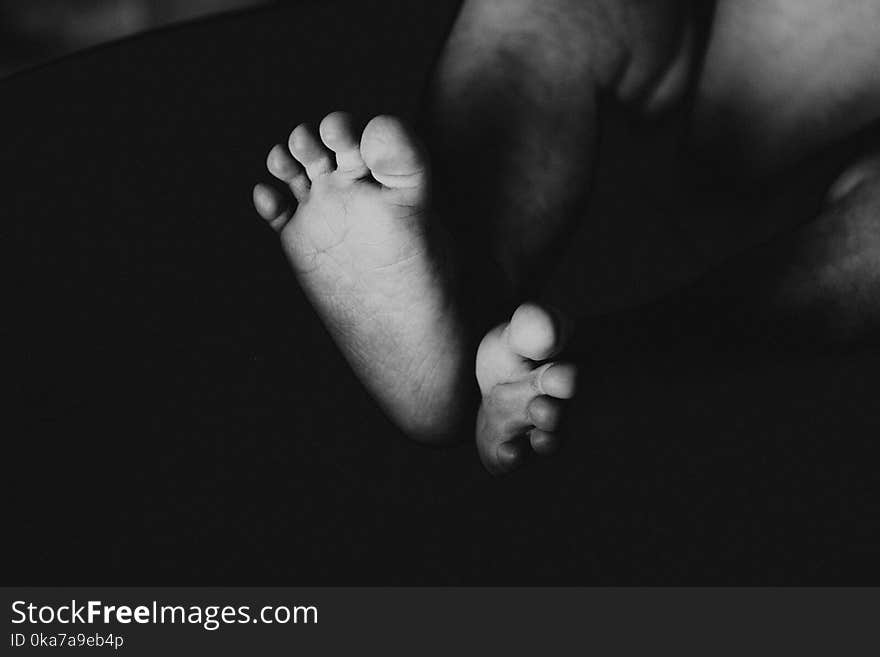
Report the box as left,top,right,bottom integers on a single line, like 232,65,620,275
252,112,466,442
475,302,578,475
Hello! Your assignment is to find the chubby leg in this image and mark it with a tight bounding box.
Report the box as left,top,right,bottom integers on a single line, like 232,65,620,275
427,0,695,472
428,0,696,294
723,151,880,343
592,149,880,352
695,0,880,177
458,0,880,469
252,1,695,467
676,0,880,341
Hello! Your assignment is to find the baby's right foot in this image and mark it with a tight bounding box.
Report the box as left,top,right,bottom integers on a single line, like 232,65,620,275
475,303,578,475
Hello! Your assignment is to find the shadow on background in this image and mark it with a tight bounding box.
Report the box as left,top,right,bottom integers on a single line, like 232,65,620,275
0,0,271,76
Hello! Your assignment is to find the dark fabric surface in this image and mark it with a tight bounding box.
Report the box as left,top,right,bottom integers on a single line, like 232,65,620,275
5,0,880,584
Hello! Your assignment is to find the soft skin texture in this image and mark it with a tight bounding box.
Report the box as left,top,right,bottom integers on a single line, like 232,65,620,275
254,113,468,443
425,0,693,471
475,303,577,475
254,0,691,469
254,0,880,473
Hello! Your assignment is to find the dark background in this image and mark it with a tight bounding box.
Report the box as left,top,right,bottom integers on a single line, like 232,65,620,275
0,0,269,77
4,0,880,584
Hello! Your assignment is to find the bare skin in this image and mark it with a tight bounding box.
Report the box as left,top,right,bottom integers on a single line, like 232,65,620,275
695,0,880,176
709,152,880,345
428,0,695,472
253,114,467,442
253,0,880,474
475,303,577,474
428,0,694,292
583,148,880,361
465,0,880,472
615,0,880,348
252,0,695,469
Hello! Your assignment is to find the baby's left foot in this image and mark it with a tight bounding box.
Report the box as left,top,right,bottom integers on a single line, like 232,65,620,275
475,303,578,475
252,113,468,441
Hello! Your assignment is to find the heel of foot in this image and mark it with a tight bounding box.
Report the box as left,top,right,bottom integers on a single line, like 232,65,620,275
253,112,462,442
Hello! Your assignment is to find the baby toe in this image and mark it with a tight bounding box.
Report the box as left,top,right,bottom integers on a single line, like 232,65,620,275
288,123,334,179
507,303,561,361
267,144,310,200
534,362,577,400
360,115,429,191
319,112,368,178
252,184,293,232
527,395,564,432
529,429,561,456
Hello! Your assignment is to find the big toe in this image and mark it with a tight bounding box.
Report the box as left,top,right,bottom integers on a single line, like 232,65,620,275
360,115,428,191
507,303,563,361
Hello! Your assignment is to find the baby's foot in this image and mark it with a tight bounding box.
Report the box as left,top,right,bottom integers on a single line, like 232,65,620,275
475,303,578,475
252,112,467,441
